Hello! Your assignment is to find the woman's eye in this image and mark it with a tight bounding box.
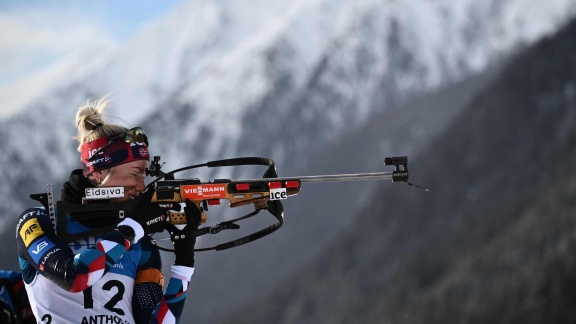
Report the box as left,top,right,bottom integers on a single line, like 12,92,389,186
131,172,146,179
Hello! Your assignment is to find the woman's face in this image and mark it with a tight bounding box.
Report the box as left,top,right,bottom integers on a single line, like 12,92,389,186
97,160,148,202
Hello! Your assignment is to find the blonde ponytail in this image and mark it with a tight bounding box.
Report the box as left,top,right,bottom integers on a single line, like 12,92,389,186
74,96,127,152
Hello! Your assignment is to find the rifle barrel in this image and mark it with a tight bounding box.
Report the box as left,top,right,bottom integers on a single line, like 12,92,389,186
236,172,395,184
297,172,394,183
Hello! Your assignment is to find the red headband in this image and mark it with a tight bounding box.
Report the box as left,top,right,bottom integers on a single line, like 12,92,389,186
81,136,150,176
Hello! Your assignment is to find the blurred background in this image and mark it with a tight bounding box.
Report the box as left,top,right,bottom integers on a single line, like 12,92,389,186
2,0,576,323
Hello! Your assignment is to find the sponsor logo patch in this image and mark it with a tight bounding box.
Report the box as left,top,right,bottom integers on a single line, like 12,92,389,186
40,248,61,268
85,187,125,200
29,239,55,263
182,184,227,200
270,188,288,200
146,216,165,226
19,218,44,247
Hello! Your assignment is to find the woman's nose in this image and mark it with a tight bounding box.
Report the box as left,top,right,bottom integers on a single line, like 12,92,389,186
135,177,146,193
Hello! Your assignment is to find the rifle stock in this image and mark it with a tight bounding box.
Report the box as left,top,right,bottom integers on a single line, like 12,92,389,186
152,178,302,224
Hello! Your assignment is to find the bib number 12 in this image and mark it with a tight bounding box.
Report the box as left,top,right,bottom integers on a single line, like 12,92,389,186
83,280,126,315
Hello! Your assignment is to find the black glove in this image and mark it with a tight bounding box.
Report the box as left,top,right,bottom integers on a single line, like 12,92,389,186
168,199,202,267
126,188,167,234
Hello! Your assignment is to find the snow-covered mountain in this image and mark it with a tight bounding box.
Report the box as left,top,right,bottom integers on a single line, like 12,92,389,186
2,0,574,177
1,0,576,321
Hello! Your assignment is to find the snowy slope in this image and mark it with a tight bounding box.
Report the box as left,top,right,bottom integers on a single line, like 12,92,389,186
146,0,576,171
3,0,573,123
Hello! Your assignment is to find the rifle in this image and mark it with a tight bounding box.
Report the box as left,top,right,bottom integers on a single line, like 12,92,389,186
31,156,426,252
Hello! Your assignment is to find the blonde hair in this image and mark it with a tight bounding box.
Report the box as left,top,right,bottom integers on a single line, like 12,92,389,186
74,96,128,152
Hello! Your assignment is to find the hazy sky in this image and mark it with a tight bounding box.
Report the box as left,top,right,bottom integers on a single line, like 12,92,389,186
0,0,184,87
